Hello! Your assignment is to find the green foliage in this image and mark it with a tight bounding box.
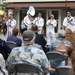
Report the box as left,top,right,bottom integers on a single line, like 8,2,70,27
0,3,8,10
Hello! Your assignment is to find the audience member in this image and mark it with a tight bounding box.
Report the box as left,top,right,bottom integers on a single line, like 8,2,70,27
60,46,73,66
0,53,8,75
51,29,71,51
7,27,22,46
65,29,75,47
50,29,71,68
6,30,50,75
0,38,11,61
6,14,16,36
31,25,47,53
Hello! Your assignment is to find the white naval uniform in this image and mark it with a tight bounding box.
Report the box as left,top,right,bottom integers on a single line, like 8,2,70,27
24,15,33,30
6,19,16,36
33,17,44,34
46,19,57,46
63,16,75,32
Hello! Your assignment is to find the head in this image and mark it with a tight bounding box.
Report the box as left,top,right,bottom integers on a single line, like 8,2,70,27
67,12,71,17
58,29,66,38
31,25,38,33
8,14,13,19
65,29,75,47
38,12,42,18
22,30,35,45
12,27,19,36
28,14,32,19
50,15,54,19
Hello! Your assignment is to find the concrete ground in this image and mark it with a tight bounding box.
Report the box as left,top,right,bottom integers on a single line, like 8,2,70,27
0,33,57,46
0,33,22,41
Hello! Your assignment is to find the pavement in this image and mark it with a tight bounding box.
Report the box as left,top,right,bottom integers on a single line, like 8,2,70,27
0,33,22,41
0,33,56,46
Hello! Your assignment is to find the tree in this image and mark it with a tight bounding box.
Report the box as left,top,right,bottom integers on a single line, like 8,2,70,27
0,3,8,11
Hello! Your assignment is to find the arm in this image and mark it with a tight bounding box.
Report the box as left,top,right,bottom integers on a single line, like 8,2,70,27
33,18,37,24
6,48,17,72
11,20,16,27
24,16,31,27
41,35,46,46
52,20,57,27
46,20,50,26
0,53,5,68
40,19,44,27
71,19,75,25
41,50,50,74
3,40,11,53
63,18,67,28
17,39,22,46
6,19,11,27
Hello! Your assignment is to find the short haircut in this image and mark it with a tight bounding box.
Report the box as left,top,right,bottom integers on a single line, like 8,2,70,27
12,27,18,36
67,11,71,14
23,30,35,41
31,25,38,33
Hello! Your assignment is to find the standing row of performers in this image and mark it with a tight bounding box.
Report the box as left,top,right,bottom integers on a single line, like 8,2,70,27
6,10,75,47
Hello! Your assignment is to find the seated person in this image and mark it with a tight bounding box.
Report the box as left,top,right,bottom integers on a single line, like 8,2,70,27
60,46,73,66
50,29,71,68
31,25,47,53
7,27,22,46
0,53,8,75
0,38,11,61
6,30,50,75
61,47,75,75
65,29,75,48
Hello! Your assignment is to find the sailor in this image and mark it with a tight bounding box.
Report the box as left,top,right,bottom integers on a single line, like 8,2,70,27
63,12,75,32
46,15,57,46
24,14,33,30
33,12,44,34
24,6,35,30
6,14,16,36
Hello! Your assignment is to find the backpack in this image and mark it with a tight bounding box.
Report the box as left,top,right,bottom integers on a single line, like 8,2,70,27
56,40,67,53
21,19,27,29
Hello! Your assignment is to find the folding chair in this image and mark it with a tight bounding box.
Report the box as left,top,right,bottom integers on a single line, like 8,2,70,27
7,41,17,49
46,51,65,68
12,63,44,75
46,51,65,60
56,66,72,75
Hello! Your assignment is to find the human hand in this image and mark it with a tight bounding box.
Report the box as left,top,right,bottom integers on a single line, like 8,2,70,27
68,20,71,23
49,22,53,25
38,26,41,28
